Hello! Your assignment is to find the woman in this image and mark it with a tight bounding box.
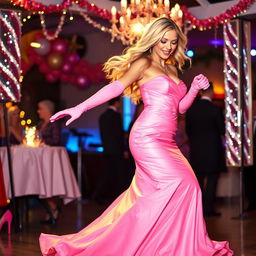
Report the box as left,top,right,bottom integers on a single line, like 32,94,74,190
40,18,233,255
0,105,23,146
37,100,61,146
37,100,61,224
8,106,23,145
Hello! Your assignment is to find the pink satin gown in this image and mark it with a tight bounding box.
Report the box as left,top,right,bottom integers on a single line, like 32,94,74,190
40,76,233,256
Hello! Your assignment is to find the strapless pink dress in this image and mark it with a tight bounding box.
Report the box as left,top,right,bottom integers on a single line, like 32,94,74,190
40,76,233,256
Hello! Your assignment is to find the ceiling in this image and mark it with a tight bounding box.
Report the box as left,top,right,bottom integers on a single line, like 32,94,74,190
1,0,256,49
0,0,242,9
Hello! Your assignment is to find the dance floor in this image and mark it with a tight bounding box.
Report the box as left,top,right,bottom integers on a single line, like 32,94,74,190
0,197,256,256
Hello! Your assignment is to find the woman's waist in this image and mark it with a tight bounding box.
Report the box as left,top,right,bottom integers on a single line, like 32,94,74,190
135,114,177,128
143,104,178,112
130,124,177,137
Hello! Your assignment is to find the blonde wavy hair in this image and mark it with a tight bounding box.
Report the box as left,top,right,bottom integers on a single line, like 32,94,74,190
103,17,190,103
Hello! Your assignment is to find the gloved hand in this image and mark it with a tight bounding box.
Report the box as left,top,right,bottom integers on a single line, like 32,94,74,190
191,74,210,91
50,80,125,126
179,74,210,114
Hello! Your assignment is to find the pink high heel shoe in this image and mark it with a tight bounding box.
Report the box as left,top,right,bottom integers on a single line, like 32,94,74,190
0,210,13,234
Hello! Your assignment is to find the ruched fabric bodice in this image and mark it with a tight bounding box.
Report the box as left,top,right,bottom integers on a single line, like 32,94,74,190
131,75,187,144
40,76,233,256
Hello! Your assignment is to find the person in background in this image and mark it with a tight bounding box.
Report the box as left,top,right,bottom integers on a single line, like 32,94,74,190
186,82,226,217
94,97,127,203
37,100,60,146
8,106,23,145
0,105,23,146
36,100,61,224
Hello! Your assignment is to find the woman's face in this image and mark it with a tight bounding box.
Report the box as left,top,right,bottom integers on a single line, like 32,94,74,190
37,103,49,121
152,29,178,60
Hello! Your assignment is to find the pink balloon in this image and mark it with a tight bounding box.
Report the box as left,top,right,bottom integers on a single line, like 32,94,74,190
66,52,80,64
52,39,68,54
75,75,89,89
62,62,73,73
45,73,58,83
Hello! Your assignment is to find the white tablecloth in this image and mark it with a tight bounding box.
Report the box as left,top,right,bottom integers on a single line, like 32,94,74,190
0,145,81,204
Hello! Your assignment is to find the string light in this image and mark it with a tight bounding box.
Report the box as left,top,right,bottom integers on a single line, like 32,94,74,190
20,111,25,118
39,11,66,40
79,11,112,35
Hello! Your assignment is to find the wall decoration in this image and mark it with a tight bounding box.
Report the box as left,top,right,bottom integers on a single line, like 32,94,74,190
223,20,253,166
0,9,21,102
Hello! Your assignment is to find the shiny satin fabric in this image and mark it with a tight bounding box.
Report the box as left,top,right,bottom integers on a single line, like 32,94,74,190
40,76,233,256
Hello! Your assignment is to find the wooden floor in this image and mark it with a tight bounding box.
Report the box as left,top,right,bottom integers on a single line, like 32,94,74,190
0,197,255,256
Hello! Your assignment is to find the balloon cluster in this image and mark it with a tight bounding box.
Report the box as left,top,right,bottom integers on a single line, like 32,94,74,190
181,0,255,30
22,33,105,89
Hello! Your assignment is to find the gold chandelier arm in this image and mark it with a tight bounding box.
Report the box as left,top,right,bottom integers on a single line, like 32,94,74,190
109,0,184,45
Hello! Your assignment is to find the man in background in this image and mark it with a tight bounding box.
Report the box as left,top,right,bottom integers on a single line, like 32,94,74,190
186,82,226,217
94,97,127,203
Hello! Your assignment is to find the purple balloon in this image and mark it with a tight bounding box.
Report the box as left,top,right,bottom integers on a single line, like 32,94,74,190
34,38,51,56
67,52,80,64
62,62,72,73
76,75,89,89
52,39,68,54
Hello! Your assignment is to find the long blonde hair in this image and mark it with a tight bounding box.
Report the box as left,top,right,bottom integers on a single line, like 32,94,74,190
103,17,190,103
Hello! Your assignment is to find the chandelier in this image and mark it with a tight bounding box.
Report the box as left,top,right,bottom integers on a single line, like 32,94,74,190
111,0,183,45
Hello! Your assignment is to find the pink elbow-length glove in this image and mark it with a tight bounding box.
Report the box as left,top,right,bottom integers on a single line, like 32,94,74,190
50,81,125,126
179,74,210,114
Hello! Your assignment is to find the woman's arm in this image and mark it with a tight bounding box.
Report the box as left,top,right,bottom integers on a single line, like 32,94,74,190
178,74,209,114
9,126,23,143
50,59,148,126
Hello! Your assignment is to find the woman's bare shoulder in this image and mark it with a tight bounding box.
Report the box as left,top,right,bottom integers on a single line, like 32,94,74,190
131,57,151,70
119,57,151,86
127,57,151,80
